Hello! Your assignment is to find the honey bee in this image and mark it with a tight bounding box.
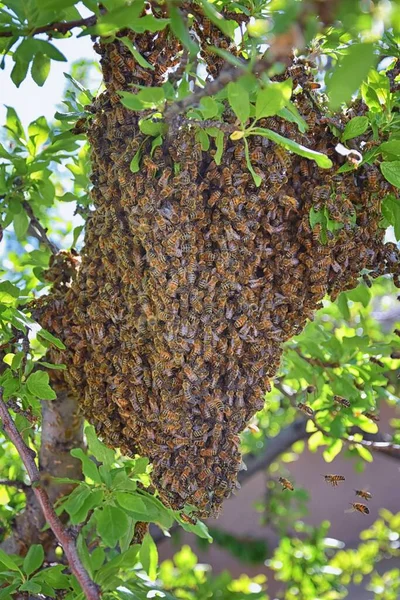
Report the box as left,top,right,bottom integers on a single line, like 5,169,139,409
274,147,291,169
349,502,370,515
113,68,126,85
370,356,384,367
306,385,316,394
363,412,379,423
355,489,372,501
279,477,294,491
395,329,400,337
143,156,158,177
390,351,400,359
298,402,314,417
235,314,248,329
333,395,350,408
323,475,345,487
222,167,232,187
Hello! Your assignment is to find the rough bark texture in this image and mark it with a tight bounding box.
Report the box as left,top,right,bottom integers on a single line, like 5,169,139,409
33,25,400,518
1,391,84,555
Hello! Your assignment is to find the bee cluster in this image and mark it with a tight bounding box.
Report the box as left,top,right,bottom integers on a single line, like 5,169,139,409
35,28,399,518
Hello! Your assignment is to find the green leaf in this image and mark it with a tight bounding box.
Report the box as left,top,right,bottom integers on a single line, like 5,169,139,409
85,425,115,468
309,206,325,229
31,52,51,87
70,448,102,484
70,489,104,525
199,0,236,39
178,517,212,541
168,4,198,56
278,102,308,133
130,148,141,173
151,135,163,156
327,43,376,109
131,15,170,34
10,44,30,87
115,492,147,514
356,445,373,462
37,328,66,350
377,139,400,161
337,293,350,320
380,161,400,188
120,36,155,70
227,81,250,124
342,116,369,141
26,371,56,400
138,87,165,108
13,210,29,240
139,532,158,580
214,130,224,166
96,506,129,548
381,194,400,240
244,137,262,187
119,91,145,111
323,439,343,463
23,545,44,577
255,80,293,119
0,548,21,572
199,97,220,119
250,127,333,168
345,285,371,307
89,2,146,36
139,117,166,137
19,581,41,593
62,485,92,517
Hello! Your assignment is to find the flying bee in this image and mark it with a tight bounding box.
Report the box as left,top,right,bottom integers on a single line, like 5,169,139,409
370,356,384,368
355,489,372,501
298,402,314,417
348,502,370,515
333,395,350,408
364,412,380,423
279,477,294,491
395,329,400,337
306,385,316,394
323,474,345,487
390,351,400,359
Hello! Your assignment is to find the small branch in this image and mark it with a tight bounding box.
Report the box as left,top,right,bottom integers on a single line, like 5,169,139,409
22,201,58,255
0,15,97,39
0,388,99,600
164,54,276,120
0,479,28,491
292,346,340,369
240,419,309,482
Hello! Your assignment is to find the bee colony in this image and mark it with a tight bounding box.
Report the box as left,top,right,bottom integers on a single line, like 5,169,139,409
35,23,400,518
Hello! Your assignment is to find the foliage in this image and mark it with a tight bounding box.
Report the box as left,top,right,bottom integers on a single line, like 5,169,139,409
0,0,400,599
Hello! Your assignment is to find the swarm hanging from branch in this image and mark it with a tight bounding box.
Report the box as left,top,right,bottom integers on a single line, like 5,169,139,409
34,22,400,519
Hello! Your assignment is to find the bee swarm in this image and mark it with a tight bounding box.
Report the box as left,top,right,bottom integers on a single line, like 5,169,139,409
35,29,399,518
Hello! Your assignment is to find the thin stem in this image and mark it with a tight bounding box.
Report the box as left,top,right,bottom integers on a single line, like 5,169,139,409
22,201,58,255
0,388,100,600
0,15,97,38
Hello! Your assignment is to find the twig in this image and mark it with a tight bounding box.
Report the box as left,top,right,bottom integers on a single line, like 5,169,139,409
0,15,97,39
0,388,100,600
22,201,58,255
0,479,28,491
164,55,275,120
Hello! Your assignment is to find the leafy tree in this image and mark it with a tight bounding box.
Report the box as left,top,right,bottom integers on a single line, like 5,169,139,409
0,1,400,599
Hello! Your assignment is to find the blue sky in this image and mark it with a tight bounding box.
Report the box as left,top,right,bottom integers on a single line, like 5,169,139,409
1,34,98,127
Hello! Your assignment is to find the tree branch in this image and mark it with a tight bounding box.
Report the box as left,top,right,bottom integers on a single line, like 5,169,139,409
22,201,58,255
0,479,28,491
0,15,97,38
0,388,99,600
